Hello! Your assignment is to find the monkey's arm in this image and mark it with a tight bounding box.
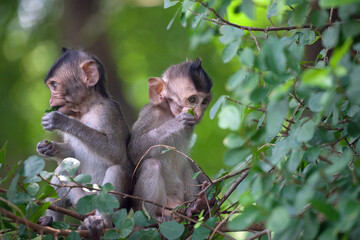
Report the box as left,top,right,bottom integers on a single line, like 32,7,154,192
129,110,196,163
41,111,124,163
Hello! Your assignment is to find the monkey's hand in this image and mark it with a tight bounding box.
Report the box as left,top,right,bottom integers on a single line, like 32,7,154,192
175,112,197,129
42,111,68,131
38,216,53,226
80,215,106,240
37,140,59,157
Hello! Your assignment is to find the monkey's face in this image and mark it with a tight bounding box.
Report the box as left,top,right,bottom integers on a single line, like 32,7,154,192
166,78,212,123
46,73,88,116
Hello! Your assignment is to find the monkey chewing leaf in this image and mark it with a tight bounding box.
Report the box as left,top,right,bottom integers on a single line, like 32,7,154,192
36,48,132,239
128,59,213,221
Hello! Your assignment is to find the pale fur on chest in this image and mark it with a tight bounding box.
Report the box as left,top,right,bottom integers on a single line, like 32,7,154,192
63,105,111,184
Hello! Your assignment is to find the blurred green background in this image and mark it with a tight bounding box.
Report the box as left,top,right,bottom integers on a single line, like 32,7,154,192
0,0,238,178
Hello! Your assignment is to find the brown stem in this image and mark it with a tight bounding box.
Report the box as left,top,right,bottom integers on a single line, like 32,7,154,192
216,169,250,210
226,97,265,112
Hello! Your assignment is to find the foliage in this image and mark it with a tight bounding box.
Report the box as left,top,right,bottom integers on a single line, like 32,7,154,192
1,0,360,239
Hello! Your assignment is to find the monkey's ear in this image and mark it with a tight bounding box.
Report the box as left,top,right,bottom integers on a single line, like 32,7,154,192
148,77,166,104
61,47,68,54
80,60,99,87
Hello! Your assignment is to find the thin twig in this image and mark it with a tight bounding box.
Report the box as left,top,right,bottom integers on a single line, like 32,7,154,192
226,97,265,112
216,169,250,210
196,0,312,32
209,206,240,239
249,29,260,51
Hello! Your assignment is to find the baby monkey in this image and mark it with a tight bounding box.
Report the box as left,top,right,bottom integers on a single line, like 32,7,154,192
128,59,212,220
36,48,131,239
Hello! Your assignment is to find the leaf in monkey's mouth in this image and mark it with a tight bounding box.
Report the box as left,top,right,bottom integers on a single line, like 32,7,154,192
44,106,59,113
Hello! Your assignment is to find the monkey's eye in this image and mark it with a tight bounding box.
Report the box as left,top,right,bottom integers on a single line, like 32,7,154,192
188,96,196,104
49,81,58,90
202,98,210,105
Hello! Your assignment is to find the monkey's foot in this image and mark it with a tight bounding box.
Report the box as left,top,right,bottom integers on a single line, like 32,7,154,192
80,215,105,240
38,216,53,226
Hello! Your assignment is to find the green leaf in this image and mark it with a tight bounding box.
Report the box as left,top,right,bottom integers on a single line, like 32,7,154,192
192,171,201,180
322,24,340,48
304,213,319,239
219,25,244,45
302,68,332,89
192,217,217,240
222,40,241,63
103,229,121,240
26,183,40,196
60,157,80,176
76,195,97,215
263,37,287,74
39,185,57,200
288,149,305,172
311,200,339,221
223,133,246,149
325,150,352,176
241,0,255,19
310,9,329,27
29,202,51,223
7,173,19,202
228,205,258,230
97,192,119,214
51,222,70,229
21,156,45,177
210,95,226,120
164,0,179,9
134,211,156,227
267,207,291,232
0,141,7,167
224,148,251,167
118,218,134,238
73,174,92,184
296,119,315,142
159,221,185,240
44,106,59,113
266,97,288,139
68,231,81,240
129,229,161,240
319,0,360,8
293,2,310,25
308,92,325,112
226,69,248,91
101,183,115,193
330,38,352,68
250,87,269,104
267,0,278,18
240,47,254,67
218,105,241,131
113,209,127,228
167,7,181,30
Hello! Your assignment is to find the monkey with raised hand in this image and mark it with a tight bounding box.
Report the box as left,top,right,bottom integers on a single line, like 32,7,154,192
36,48,131,239
128,59,212,221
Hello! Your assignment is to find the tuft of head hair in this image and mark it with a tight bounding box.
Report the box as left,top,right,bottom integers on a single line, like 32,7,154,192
163,59,212,93
45,48,108,97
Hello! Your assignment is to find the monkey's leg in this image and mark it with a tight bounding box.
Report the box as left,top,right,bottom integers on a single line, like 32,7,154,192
133,158,167,217
81,165,130,239
38,173,69,225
